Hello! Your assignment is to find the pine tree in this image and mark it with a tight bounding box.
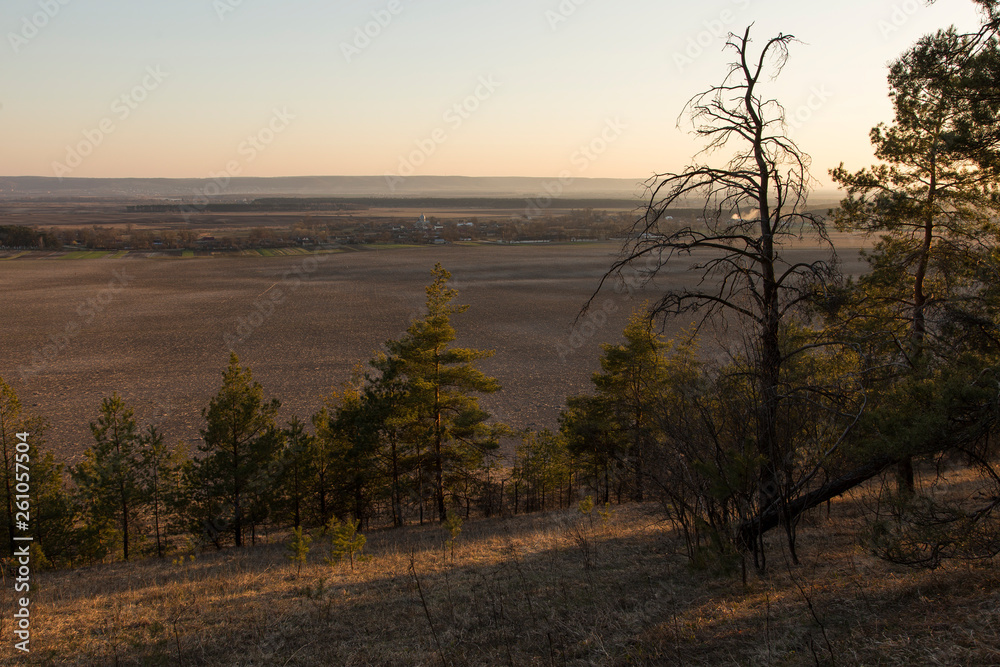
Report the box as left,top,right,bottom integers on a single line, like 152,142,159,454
0,377,26,557
591,309,669,502
0,378,72,565
279,416,314,530
323,517,365,570
309,407,338,526
138,426,187,558
324,375,381,526
385,264,501,522
31,446,75,568
560,394,620,506
287,526,311,576
831,18,1000,491
195,353,281,548
365,351,416,527
72,393,144,561
512,429,573,512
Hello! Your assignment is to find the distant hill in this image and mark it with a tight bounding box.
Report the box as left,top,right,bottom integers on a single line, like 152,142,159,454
0,175,845,209
0,175,650,200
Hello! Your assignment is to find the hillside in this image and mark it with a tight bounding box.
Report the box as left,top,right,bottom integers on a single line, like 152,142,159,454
3,470,998,666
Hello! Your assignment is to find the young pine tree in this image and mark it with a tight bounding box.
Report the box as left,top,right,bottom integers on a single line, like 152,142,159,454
287,526,311,576
279,416,315,530
363,351,416,527
321,374,381,527
138,426,188,558
591,309,669,502
72,393,144,561
194,353,281,548
323,517,366,571
31,446,75,568
560,394,621,506
0,378,73,566
512,429,573,512
386,263,501,522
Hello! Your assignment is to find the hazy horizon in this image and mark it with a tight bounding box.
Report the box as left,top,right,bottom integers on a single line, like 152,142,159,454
0,174,847,205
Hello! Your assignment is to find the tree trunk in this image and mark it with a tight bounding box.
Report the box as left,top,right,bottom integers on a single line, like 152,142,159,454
234,475,242,548
899,147,937,495
153,482,162,558
737,456,895,550
292,461,301,530
318,467,328,525
121,481,130,561
434,361,446,522
391,437,402,527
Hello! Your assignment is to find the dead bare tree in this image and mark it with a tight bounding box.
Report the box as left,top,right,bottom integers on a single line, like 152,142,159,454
589,27,843,569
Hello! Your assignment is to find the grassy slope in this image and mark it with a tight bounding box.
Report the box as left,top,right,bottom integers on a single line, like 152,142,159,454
3,478,1000,666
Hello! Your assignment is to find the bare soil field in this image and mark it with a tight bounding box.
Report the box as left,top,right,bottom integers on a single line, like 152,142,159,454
2,241,867,462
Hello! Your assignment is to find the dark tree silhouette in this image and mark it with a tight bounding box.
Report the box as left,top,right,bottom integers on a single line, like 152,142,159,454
590,27,838,567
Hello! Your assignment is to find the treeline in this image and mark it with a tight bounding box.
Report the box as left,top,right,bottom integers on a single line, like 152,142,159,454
0,264,649,567
0,225,59,249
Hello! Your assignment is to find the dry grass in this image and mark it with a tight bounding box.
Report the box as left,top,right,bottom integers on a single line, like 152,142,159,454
3,475,1000,666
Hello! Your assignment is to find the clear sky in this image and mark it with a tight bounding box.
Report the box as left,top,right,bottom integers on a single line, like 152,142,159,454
0,0,986,186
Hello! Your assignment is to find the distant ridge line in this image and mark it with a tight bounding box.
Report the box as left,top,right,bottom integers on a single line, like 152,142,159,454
0,175,651,200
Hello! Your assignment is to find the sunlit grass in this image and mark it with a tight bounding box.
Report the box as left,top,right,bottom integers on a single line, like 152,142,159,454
5,480,999,665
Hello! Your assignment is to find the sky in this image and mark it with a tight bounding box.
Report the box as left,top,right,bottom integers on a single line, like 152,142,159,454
0,0,988,186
